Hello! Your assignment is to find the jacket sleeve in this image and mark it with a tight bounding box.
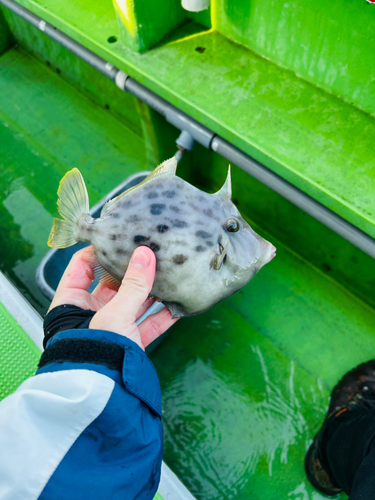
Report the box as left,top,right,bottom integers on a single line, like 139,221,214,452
0,328,163,500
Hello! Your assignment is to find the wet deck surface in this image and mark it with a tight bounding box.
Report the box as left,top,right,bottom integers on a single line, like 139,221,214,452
151,238,375,499
2,45,375,499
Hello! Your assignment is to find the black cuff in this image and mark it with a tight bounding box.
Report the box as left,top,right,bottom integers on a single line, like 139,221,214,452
38,337,125,372
43,305,96,349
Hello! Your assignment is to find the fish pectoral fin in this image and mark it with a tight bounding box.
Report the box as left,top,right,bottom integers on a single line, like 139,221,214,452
100,157,177,218
214,239,229,270
87,251,121,290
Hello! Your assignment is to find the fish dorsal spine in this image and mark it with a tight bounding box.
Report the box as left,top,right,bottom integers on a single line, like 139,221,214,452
101,157,177,217
213,166,232,201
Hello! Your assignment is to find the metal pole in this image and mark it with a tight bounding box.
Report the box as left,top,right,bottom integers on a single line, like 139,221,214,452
2,0,375,258
211,137,375,257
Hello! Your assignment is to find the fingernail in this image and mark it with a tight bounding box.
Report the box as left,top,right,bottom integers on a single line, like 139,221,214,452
130,247,151,268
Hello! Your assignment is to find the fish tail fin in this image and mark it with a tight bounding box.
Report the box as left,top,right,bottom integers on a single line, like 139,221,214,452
48,168,89,248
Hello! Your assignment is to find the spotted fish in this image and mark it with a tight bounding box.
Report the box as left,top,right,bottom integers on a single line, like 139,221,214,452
48,158,276,318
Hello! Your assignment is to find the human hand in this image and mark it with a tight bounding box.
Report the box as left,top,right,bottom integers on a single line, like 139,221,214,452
49,245,178,350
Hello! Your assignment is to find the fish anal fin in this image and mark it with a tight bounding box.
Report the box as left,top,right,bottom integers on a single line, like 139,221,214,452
94,263,120,290
100,157,177,218
87,250,121,290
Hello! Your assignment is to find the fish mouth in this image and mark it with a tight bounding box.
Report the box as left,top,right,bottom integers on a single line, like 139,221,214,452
269,245,277,260
264,244,276,264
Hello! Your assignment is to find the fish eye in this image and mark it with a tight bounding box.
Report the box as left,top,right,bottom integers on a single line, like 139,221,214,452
226,219,240,233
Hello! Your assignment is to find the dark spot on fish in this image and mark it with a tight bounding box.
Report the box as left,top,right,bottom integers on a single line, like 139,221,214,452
173,220,189,228
112,212,120,219
110,234,117,241
147,191,158,199
173,255,188,265
162,190,176,199
134,235,150,244
203,208,214,218
198,196,205,202
195,245,206,252
150,203,165,215
149,242,160,252
157,224,169,233
196,230,212,239
105,104,110,110
85,226,93,233
116,248,127,256
190,203,201,212
323,263,331,271
170,205,181,213
206,241,214,247
196,46,205,53
122,200,132,208
128,214,140,222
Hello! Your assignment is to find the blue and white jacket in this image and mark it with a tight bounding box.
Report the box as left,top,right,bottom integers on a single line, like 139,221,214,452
0,328,163,500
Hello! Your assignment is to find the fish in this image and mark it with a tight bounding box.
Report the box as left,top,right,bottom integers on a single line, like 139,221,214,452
48,157,276,318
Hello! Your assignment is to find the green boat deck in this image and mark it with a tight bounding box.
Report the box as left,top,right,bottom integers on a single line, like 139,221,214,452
1,4,375,499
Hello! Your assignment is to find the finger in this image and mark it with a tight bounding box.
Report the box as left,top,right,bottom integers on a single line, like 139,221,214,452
105,247,156,320
50,246,96,310
135,296,156,321
89,247,156,333
138,307,178,348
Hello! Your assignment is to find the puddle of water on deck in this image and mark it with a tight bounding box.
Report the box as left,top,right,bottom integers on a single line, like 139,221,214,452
161,346,332,500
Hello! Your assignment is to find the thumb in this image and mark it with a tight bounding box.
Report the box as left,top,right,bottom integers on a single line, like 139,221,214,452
89,247,156,340
114,246,156,317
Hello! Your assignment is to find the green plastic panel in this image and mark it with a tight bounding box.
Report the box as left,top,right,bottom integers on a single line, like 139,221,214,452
213,0,375,117
3,2,375,244
0,7,13,55
0,302,40,401
113,0,185,52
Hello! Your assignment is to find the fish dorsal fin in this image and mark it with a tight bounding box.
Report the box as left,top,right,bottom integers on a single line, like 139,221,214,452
145,156,177,180
100,157,177,218
213,166,232,201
